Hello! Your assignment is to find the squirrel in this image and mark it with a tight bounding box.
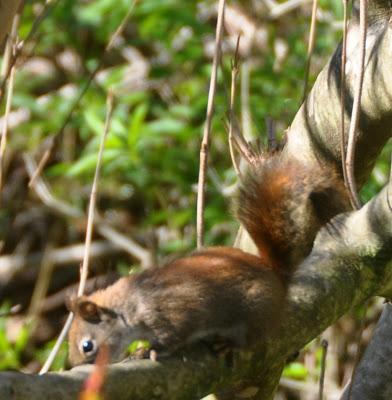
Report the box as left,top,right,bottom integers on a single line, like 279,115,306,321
67,152,349,366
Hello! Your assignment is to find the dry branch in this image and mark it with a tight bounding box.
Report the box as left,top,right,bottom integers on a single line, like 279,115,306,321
302,0,318,102
39,93,114,374
0,241,120,284
196,0,225,248
344,0,367,210
228,36,241,176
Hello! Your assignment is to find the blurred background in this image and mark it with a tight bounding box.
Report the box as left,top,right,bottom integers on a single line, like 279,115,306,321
0,0,390,398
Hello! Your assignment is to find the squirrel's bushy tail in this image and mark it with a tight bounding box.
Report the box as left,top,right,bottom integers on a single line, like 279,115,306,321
236,153,349,273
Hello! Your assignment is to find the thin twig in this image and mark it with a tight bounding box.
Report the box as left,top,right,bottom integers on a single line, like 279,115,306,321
39,92,114,374
0,0,54,104
0,13,19,190
318,339,328,400
27,235,56,324
240,60,253,140
302,0,318,102
340,0,349,186
345,0,367,210
266,117,277,152
39,313,74,374
196,0,226,249
228,35,241,177
269,0,312,19
78,92,114,296
0,60,15,191
0,7,19,79
28,0,139,187
0,241,122,284
225,116,258,165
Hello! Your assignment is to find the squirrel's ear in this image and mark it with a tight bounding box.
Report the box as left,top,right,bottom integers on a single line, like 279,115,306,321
77,300,102,323
72,297,117,323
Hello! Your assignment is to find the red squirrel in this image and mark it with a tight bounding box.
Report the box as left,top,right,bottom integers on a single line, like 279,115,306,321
67,153,349,366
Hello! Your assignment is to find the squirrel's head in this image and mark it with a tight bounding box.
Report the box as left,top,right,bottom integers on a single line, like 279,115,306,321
67,296,130,366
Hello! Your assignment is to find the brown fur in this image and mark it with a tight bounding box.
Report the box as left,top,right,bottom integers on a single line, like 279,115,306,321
236,154,349,272
68,247,285,366
68,153,349,366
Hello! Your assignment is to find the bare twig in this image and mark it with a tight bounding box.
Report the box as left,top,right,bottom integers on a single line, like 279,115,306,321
302,0,318,102
39,92,114,374
269,0,312,20
319,339,328,400
196,0,226,249
0,62,15,191
27,237,56,324
28,0,139,187
0,14,19,190
345,0,367,210
228,35,241,177
78,92,114,296
0,0,53,104
0,6,20,78
0,241,122,284
340,0,349,186
266,117,277,152
39,313,73,374
95,223,154,267
240,60,253,140
224,117,258,166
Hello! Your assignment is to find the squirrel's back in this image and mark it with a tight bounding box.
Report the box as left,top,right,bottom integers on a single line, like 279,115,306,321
236,153,349,273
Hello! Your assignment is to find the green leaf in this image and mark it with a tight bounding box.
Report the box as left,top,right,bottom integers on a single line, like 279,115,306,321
128,104,149,150
66,149,122,177
128,340,151,354
282,362,308,380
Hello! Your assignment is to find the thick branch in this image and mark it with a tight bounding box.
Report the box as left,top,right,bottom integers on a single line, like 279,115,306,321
285,1,392,183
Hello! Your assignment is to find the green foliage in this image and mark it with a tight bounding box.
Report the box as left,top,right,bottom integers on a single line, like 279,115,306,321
0,0,388,376
127,340,151,356
0,305,30,370
6,0,358,260
36,341,68,372
282,361,308,380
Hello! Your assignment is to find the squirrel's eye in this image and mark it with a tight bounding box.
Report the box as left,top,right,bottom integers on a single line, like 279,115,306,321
82,340,95,354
